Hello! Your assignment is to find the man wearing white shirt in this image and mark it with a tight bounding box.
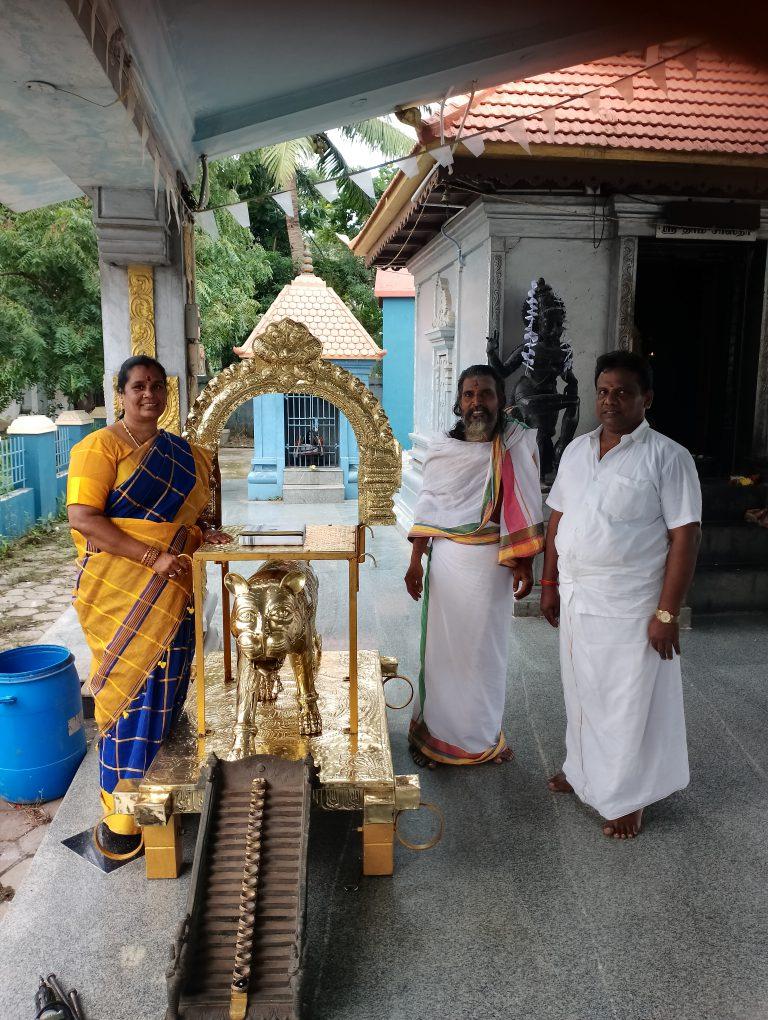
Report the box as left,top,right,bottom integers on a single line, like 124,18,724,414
540,350,701,839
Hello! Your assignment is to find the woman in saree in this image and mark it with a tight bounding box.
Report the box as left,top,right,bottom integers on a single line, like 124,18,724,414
67,355,230,857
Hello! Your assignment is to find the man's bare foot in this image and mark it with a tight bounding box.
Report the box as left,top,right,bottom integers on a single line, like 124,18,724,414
603,809,643,840
547,770,574,793
493,747,515,764
409,745,439,769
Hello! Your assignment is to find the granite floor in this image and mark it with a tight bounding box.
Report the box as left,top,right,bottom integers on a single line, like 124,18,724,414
1,490,767,1019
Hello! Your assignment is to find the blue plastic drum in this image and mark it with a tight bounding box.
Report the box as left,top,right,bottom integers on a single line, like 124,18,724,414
0,645,87,803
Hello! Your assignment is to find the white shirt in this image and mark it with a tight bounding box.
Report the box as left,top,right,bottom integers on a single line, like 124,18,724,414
547,419,702,618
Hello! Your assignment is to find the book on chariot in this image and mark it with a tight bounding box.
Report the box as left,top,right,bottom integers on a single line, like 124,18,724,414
238,525,306,547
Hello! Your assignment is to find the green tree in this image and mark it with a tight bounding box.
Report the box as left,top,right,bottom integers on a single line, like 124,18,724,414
256,120,411,263
0,199,103,409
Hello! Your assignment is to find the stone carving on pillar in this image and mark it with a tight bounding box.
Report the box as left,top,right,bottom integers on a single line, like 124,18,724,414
127,264,156,357
433,276,455,330
616,237,638,352
425,276,456,435
488,252,504,340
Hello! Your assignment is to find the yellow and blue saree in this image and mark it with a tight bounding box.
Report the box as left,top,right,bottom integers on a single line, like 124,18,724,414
67,428,211,831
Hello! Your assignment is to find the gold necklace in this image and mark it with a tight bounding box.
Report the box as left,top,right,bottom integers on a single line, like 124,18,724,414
121,419,157,448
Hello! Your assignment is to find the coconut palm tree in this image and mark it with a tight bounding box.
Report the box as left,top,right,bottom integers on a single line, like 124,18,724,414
257,118,413,264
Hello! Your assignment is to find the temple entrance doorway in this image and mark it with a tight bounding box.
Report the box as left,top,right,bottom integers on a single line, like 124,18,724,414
634,238,766,476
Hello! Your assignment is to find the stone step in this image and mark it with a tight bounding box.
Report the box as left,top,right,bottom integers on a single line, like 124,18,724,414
283,468,343,486
282,483,345,504
689,564,768,614
699,522,768,566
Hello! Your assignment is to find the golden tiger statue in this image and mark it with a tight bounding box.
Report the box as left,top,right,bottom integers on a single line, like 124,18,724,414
224,560,322,756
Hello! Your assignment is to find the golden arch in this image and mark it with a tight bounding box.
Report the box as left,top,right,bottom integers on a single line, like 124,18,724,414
184,318,401,525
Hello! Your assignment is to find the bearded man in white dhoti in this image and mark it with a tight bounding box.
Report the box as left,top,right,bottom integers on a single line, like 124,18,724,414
404,365,544,767
541,350,701,839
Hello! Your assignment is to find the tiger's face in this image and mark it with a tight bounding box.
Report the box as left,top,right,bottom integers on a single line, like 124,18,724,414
224,569,311,664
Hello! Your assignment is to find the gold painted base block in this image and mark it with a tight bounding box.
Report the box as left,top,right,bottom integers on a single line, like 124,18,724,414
144,814,182,880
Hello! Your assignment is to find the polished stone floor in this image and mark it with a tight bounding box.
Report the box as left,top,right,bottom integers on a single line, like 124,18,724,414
1,490,766,1020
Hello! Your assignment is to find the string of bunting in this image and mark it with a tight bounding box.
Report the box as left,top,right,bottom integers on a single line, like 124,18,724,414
71,5,703,237
198,40,704,237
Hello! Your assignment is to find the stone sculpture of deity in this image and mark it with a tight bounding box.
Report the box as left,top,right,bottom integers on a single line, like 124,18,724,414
486,277,579,480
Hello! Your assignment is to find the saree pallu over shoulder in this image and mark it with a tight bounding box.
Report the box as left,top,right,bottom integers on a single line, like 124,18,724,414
71,430,212,734
409,421,544,563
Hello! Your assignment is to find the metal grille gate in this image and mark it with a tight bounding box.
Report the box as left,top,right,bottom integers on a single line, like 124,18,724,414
284,394,339,468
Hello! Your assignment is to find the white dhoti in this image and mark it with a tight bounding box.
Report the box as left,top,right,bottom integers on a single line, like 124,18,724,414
559,585,689,819
410,539,514,763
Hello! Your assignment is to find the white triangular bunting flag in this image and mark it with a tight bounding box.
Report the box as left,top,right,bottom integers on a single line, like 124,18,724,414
394,155,421,179
615,76,635,102
272,191,295,219
165,174,173,221
679,49,698,79
196,210,219,241
140,119,148,164
315,179,339,202
645,44,662,66
428,144,454,168
152,152,160,206
229,201,251,229
462,134,485,157
118,41,125,86
350,169,376,200
90,0,98,44
508,123,532,154
586,88,603,115
539,107,558,141
645,61,667,92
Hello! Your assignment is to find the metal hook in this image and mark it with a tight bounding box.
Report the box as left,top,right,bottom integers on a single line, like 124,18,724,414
382,673,414,710
395,801,445,852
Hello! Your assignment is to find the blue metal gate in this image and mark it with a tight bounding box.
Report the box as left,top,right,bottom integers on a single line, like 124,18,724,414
284,394,340,467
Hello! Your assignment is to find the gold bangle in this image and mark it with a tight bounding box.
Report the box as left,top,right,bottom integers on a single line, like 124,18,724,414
141,546,160,568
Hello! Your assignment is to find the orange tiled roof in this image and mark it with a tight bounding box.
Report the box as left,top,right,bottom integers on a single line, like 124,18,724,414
235,261,383,361
425,49,768,156
374,268,415,298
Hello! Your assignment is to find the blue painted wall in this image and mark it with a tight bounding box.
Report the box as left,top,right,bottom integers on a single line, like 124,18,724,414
0,489,35,540
381,296,415,449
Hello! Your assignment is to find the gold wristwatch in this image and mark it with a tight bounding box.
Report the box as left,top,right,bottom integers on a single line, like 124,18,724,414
655,608,679,624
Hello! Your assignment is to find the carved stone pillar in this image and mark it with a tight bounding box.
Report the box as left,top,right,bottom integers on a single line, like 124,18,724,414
488,249,505,348
610,236,639,352
92,187,192,431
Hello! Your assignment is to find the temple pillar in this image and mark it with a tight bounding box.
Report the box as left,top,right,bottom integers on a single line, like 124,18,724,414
91,188,202,431
248,394,285,499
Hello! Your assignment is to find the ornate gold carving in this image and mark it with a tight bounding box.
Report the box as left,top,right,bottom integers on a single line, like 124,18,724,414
225,561,323,752
127,264,156,357
140,650,395,810
158,376,181,433
184,318,401,525
112,374,181,434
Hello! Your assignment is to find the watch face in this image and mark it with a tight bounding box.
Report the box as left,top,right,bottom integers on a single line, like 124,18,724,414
658,610,672,623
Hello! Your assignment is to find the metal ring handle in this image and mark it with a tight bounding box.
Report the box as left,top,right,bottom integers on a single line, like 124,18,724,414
92,819,145,862
395,801,444,852
382,673,414,710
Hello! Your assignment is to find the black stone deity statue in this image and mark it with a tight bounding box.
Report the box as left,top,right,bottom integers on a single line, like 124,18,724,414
486,277,579,480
